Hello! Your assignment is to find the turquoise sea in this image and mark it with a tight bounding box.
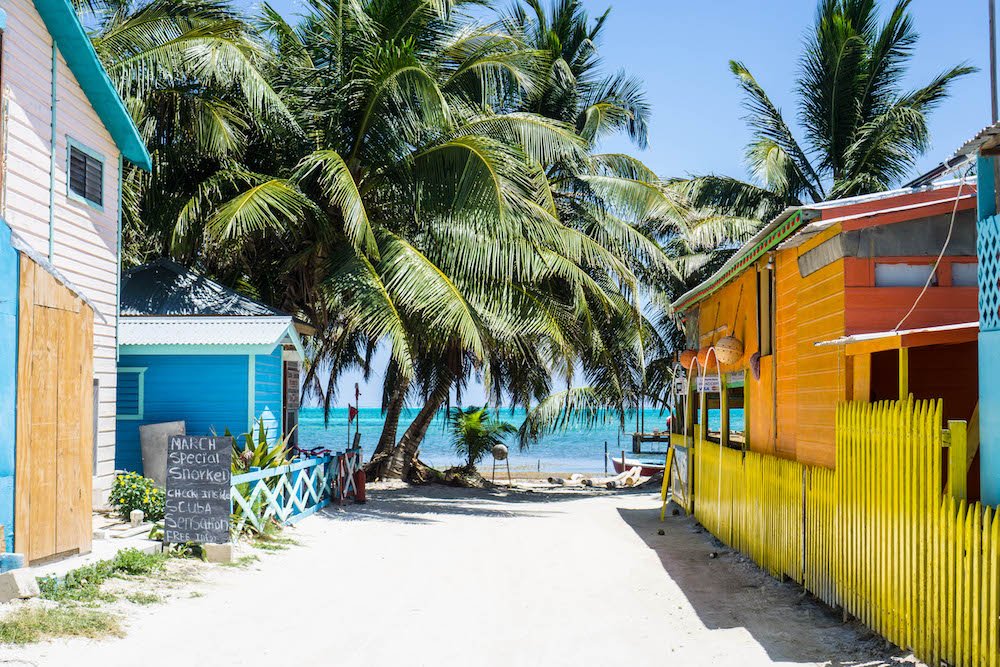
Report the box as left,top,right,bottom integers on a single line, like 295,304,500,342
297,406,745,473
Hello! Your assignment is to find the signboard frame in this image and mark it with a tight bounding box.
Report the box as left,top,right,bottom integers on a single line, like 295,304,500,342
164,435,232,545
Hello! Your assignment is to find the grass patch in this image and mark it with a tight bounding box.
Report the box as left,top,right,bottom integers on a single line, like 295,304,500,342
0,606,123,644
252,541,290,552
38,548,168,603
124,592,161,606
189,591,204,598
222,554,259,569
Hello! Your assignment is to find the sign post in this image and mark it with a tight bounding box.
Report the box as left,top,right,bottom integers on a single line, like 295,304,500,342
164,435,232,545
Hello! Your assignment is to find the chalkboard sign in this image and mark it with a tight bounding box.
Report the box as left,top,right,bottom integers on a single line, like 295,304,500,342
164,435,232,544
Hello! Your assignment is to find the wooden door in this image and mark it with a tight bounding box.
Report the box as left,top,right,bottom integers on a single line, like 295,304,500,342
283,360,300,448
15,258,94,563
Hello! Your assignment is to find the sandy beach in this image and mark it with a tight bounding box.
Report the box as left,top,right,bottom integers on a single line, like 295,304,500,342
1,485,916,667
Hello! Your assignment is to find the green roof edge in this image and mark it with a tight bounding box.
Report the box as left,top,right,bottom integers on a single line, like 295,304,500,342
33,0,152,171
672,209,806,313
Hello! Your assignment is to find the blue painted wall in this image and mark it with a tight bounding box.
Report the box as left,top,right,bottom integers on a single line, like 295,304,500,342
116,348,288,473
979,155,1000,504
0,223,18,552
115,354,250,473
254,349,283,442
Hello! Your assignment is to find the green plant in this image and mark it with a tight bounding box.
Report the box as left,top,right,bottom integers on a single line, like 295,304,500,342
229,420,296,537
37,549,168,603
111,548,167,576
448,406,517,471
108,472,164,522
0,606,122,644
230,418,294,474
124,592,161,606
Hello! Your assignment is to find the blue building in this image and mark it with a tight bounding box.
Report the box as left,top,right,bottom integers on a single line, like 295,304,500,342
953,124,1000,504
116,260,306,474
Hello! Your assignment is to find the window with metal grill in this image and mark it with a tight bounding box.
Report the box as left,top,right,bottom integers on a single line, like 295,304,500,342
69,144,103,207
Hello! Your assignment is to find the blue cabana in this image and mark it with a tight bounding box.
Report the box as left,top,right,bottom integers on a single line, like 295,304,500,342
115,260,306,474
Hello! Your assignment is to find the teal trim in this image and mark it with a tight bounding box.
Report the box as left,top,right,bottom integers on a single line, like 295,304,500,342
32,0,151,171
66,137,105,211
116,154,122,362
119,343,282,356
0,8,7,30
116,367,145,420
48,42,57,262
0,221,19,553
247,354,256,430
978,156,997,220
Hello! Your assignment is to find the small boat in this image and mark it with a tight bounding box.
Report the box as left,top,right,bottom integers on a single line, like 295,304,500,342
609,455,664,476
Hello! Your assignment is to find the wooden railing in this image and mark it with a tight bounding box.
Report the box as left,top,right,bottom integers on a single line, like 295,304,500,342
691,398,997,666
231,455,334,533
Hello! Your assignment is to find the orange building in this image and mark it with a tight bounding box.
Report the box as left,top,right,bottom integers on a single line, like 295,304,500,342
672,181,979,469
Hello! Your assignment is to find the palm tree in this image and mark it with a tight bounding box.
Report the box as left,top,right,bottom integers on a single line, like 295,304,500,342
73,0,292,266
449,406,516,470
684,0,974,220
184,0,652,480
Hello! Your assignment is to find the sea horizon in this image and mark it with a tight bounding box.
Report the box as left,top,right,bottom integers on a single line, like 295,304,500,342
296,406,743,473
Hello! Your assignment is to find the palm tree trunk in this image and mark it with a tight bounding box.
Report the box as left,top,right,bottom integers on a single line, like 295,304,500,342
381,379,451,480
370,380,408,460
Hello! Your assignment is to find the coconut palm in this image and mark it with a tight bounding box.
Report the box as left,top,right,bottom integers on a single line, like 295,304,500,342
684,0,974,220
449,406,517,470
179,0,660,480
72,0,292,266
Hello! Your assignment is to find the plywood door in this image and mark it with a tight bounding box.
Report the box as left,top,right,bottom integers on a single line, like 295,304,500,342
15,259,94,563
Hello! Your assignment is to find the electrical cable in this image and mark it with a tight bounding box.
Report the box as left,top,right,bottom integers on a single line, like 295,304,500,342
893,167,974,332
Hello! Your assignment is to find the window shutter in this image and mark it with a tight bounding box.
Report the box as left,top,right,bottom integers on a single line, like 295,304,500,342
68,145,103,207
116,370,142,418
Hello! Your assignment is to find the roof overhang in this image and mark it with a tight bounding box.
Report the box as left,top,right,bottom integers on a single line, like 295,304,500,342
33,0,152,171
814,322,979,356
119,316,305,361
671,208,813,312
953,121,1000,159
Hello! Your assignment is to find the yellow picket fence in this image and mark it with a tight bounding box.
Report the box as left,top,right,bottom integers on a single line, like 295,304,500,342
691,397,1000,667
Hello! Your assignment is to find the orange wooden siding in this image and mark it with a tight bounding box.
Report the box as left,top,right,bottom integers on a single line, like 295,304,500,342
774,251,798,458
792,257,846,468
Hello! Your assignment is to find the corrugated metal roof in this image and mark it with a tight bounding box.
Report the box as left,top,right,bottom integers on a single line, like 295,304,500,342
953,121,1000,159
671,179,973,312
121,259,287,317
119,316,295,347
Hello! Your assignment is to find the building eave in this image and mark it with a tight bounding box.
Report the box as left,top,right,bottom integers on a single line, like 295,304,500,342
33,0,152,171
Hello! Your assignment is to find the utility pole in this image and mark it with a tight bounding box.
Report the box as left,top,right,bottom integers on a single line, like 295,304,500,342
992,0,998,122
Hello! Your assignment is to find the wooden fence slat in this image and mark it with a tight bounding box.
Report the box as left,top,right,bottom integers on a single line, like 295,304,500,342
691,398,999,667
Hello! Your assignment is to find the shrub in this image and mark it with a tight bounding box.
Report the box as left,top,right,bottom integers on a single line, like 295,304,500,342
108,471,164,522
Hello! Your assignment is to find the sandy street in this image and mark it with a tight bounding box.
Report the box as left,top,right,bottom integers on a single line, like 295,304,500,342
1,486,915,667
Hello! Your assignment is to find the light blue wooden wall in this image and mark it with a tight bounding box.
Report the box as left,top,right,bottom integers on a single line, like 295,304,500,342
254,348,283,442
0,223,18,553
115,354,250,474
978,156,1000,505
116,347,288,474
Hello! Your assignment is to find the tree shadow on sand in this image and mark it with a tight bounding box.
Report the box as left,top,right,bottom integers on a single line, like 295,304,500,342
316,484,642,525
617,506,912,667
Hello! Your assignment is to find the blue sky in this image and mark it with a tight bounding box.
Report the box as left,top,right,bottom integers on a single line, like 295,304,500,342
248,0,994,406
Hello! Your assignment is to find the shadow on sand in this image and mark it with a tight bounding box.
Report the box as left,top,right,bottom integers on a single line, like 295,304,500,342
314,483,637,525
617,505,910,667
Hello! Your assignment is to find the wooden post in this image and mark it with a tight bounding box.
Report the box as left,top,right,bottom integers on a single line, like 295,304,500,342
949,420,969,501
898,347,909,400
720,373,730,447
852,353,872,403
